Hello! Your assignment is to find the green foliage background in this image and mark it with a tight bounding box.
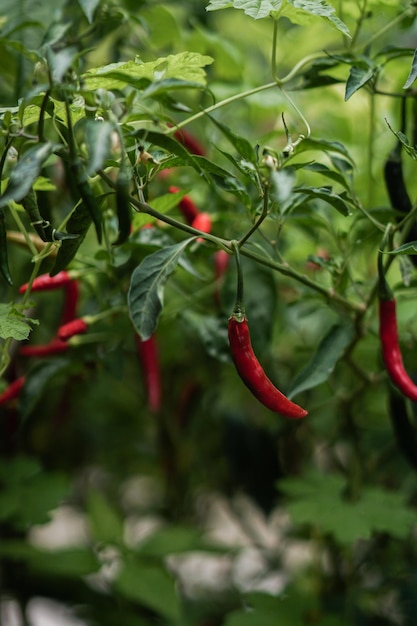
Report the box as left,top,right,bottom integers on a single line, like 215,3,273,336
1,1,417,624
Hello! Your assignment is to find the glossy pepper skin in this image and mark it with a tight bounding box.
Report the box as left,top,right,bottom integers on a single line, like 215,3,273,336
228,315,308,419
378,298,417,402
136,334,161,413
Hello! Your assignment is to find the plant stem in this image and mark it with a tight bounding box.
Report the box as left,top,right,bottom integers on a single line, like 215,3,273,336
238,184,269,247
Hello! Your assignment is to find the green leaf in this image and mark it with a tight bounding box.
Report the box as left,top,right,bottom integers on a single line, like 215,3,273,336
77,0,100,22
283,0,350,37
137,525,205,558
304,162,352,191
0,143,56,208
0,303,38,340
181,311,230,362
385,241,417,256
295,137,354,163
84,119,115,176
82,52,214,91
207,114,258,164
50,199,93,275
87,489,124,546
403,48,417,89
279,472,416,545
345,64,375,101
19,359,71,419
292,185,352,216
206,0,283,19
29,547,100,577
288,322,354,398
128,239,194,340
114,560,182,621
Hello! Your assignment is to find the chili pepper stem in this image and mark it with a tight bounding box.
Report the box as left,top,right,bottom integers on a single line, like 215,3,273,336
230,240,246,320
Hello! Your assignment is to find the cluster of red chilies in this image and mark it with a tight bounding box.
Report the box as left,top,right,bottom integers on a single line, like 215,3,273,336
0,271,84,407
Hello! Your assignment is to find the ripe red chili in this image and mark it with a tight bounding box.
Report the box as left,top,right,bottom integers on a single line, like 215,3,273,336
172,129,206,156
136,334,161,413
379,298,417,401
0,376,25,406
191,212,212,242
19,271,73,293
228,314,308,419
19,338,69,357
168,186,199,224
58,318,88,341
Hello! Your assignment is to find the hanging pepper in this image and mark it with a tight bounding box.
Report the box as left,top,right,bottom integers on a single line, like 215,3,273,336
168,186,199,224
378,248,417,401
228,242,307,419
136,334,161,414
113,165,132,246
0,375,25,406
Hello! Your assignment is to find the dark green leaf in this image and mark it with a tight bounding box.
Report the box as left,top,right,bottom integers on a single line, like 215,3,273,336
304,162,352,191
403,48,417,89
84,119,115,176
128,239,194,340
292,185,352,216
51,200,93,275
29,547,100,577
0,143,56,208
19,358,71,419
345,65,375,101
288,322,354,398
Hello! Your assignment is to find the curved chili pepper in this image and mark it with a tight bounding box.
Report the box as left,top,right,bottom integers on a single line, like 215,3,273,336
191,212,212,243
228,314,308,419
378,249,417,401
0,375,25,406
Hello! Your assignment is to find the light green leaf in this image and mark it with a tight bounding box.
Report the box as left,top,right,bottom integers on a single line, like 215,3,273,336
82,52,214,91
77,0,100,22
115,560,182,621
128,239,194,340
279,472,416,545
0,303,38,341
385,241,417,256
87,489,124,546
283,0,350,36
288,322,354,398
206,0,283,19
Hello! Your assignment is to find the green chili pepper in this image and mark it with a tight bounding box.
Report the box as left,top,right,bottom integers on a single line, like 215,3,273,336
71,161,102,244
113,167,132,246
0,207,13,285
21,188,78,243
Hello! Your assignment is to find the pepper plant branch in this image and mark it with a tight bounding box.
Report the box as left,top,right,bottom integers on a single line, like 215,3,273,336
237,184,270,247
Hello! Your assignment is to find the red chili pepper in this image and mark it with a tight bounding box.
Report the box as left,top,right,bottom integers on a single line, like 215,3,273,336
379,298,417,401
136,334,161,413
191,212,212,242
19,338,69,357
19,271,73,293
168,186,199,224
172,129,206,156
228,314,308,419
0,376,25,406
58,318,88,341
60,280,80,324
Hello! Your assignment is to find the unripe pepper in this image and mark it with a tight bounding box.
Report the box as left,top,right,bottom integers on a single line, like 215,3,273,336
378,247,417,401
